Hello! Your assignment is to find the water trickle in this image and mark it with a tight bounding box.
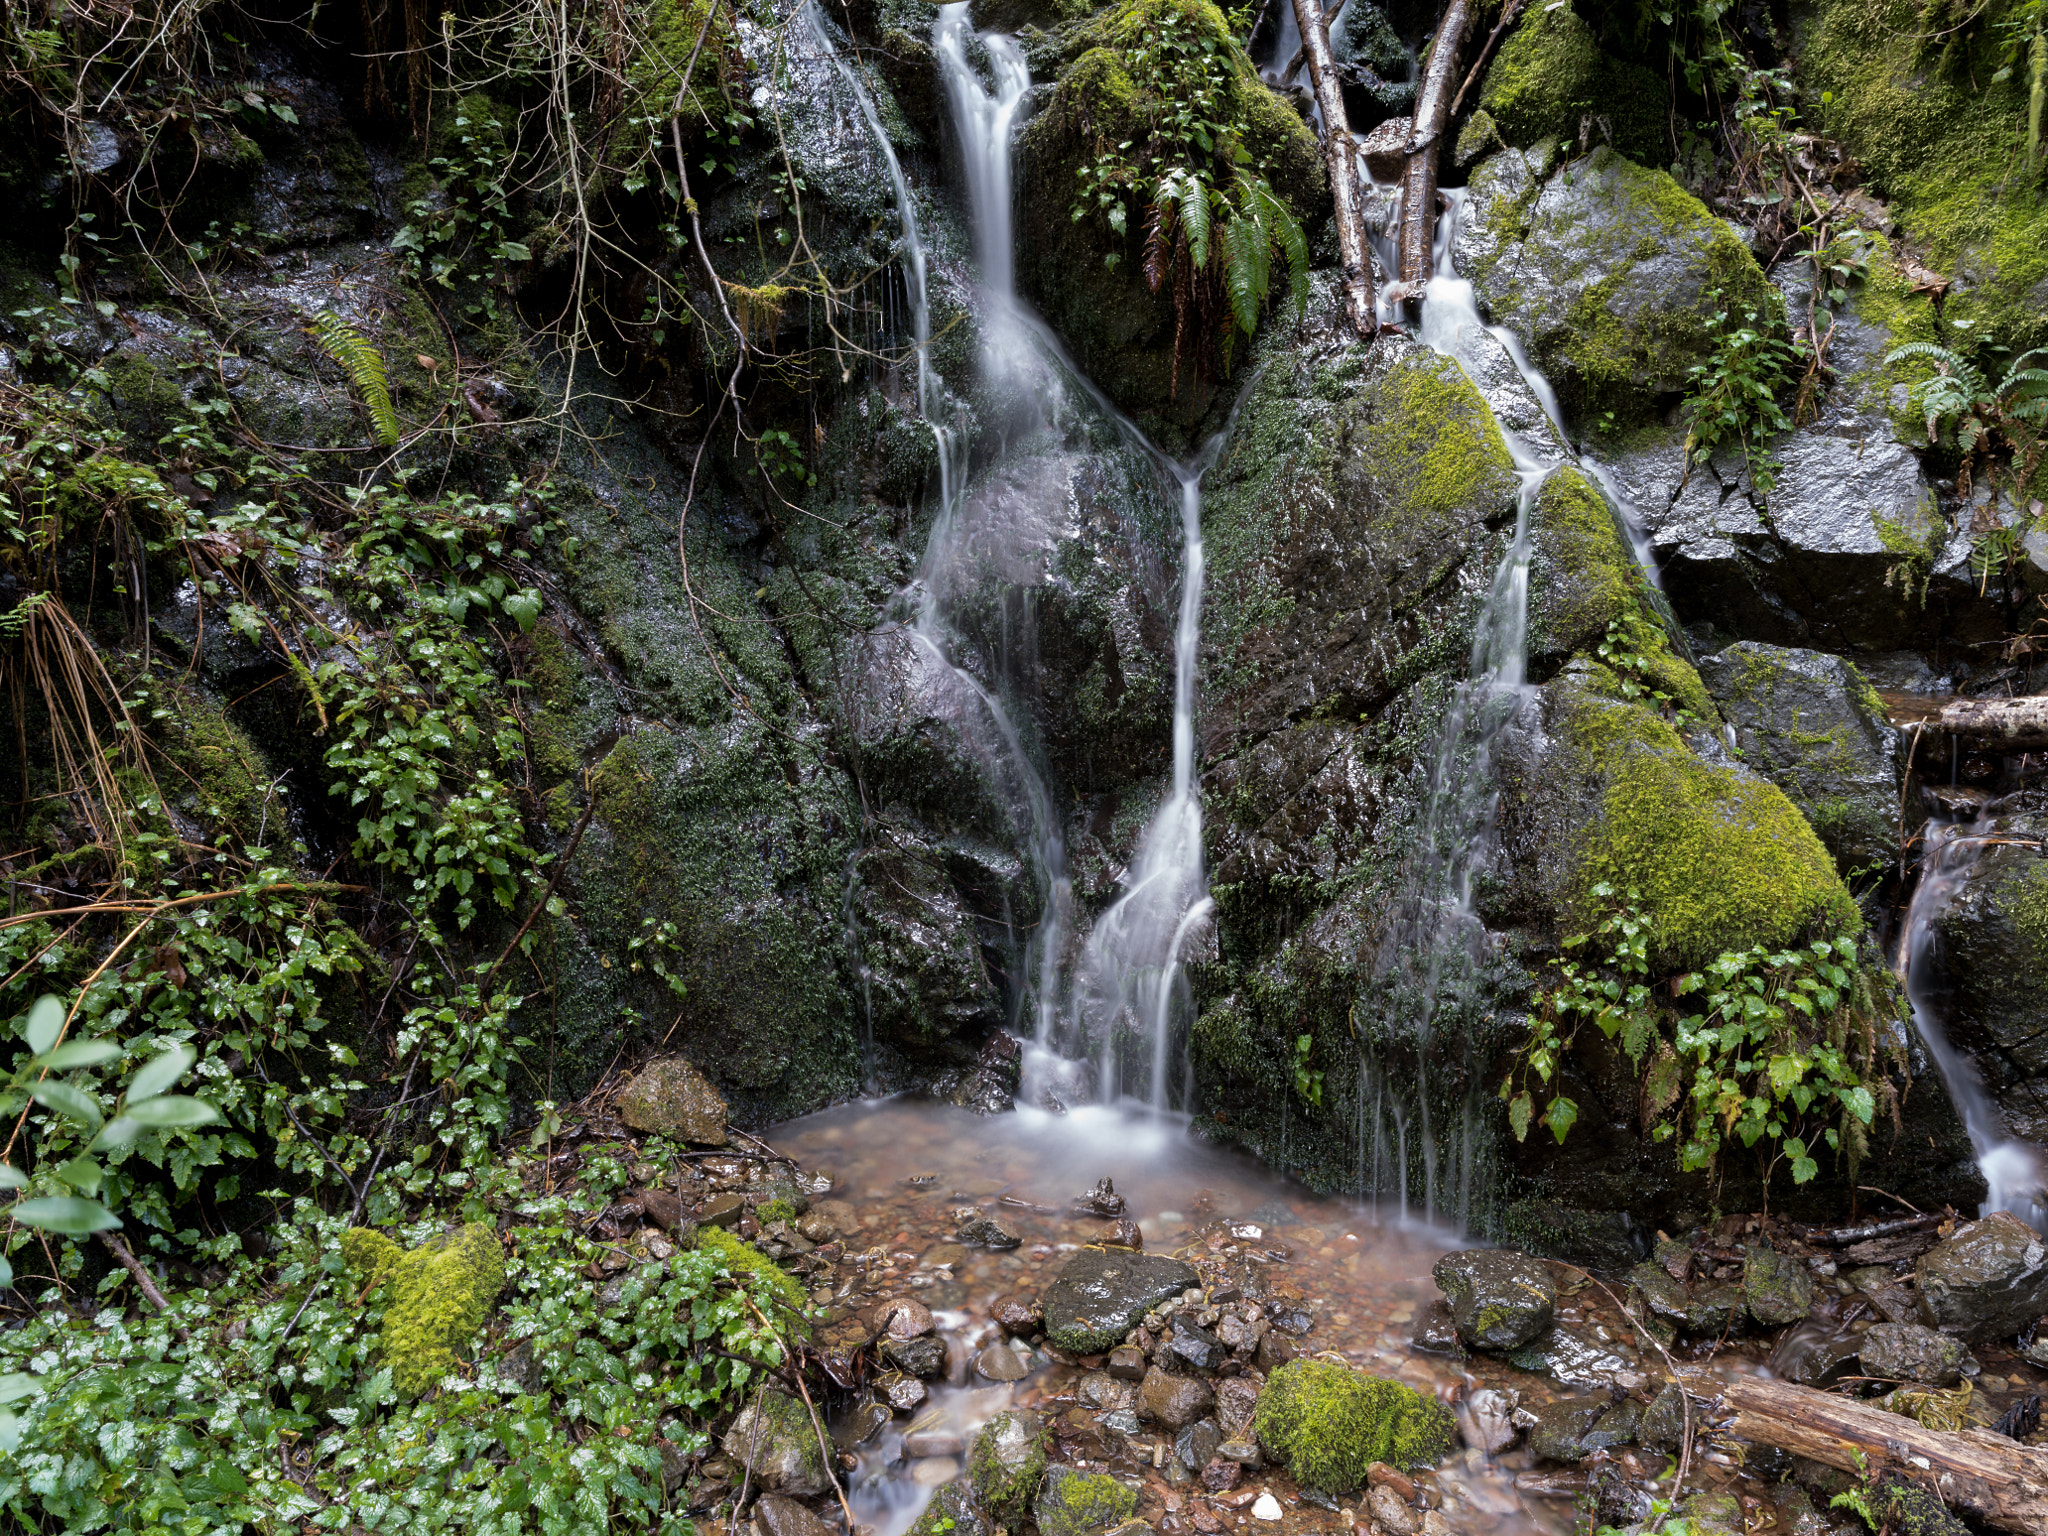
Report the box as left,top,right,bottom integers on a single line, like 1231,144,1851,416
1900,816,2048,1229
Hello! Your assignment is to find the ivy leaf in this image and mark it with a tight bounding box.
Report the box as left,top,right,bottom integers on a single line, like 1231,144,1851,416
502,589,542,633
1838,1084,1875,1124
1543,1096,1579,1144
1508,1090,1534,1143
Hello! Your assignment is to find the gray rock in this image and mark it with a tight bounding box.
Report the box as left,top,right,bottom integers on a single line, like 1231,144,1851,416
1697,643,1900,872
1932,808,2048,1138
975,1342,1031,1381
1744,1246,1817,1328
1635,1383,1692,1453
1916,1212,2048,1343
967,1409,1047,1520
883,1335,947,1378
909,1485,992,1536
1527,1395,1639,1463
1164,1316,1226,1371
1460,1388,1519,1453
1177,1419,1223,1471
1431,1249,1557,1351
1043,1250,1202,1353
1858,1321,1973,1387
1505,1324,1638,1389
1766,1313,1871,1388
1411,1299,1462,1353
723,1389,830,1496
1136,1366,1216,1430
617,1057,728,1145
756,1493,833,1536
957,1211,1021,1249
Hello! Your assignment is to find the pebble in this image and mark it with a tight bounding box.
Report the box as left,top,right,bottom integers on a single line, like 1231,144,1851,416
909,1457,961,1486
1251,1493,1283,1522
903,1430,964,1458
976,1342,1031,1381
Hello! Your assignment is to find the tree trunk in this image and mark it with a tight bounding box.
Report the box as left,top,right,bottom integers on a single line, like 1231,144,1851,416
1448,0,1527,120
1939,696,2048,752
1720,1376,2048,1534
1288,0,1378,340
1398,0,1474,285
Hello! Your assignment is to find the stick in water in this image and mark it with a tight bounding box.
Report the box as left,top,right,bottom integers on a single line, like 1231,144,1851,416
1288,0,1379,339
1398,0,1475,287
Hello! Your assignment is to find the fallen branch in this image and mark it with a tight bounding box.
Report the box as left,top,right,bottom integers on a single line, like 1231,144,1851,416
1939,695,2048,752
1447,0,1525,120
1720,1376,2048,1534
1795,1212,1947,1247
1288,0,1378,339
1398,0,1475,286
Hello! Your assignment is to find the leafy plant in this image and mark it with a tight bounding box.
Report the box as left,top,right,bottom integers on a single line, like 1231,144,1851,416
1290,1033,1324,1109
1142,166,1309,387
1682,291,1803,496
1883,340,2048,499
1595,614,1700,726
308,310,399,447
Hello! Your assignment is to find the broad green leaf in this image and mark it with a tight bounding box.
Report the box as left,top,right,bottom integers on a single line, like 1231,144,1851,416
90,1116,141,1152
39,1039,122,1071
1543,1095,1579,1144
123,1096,220,1128
30,1080,103,1131
126,1043,196,1103
1508,1091,1533,1143
22,995,64,1056
0,1164,22,1190
12,1195,120,1234
54,1156,103,1196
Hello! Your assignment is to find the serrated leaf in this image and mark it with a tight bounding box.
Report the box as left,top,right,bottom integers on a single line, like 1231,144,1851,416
1508,1090,1533,1143
1544,1095,1579,1144
13,1196,120,1234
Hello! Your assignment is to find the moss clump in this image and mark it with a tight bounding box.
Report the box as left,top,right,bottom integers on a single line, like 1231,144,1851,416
1562,695,1860,969
1358,351,1517,521
342,1224,507,1397
754,1197,796,1225
1254,1359,1456,1491
1531,467,1639,657
694,1225,812,1335
1479,3,1669,164
967,1410,1048,1521
1035,1465,1137,1536
149,683,273,846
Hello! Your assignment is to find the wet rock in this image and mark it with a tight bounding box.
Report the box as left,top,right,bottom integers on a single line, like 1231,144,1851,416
1138,1366,1216,1430
835,1398,892,1449
1100,1218,1144,1250
640,1188,688,1233
1254,1333,1295,1372
1216,1436,1263,1467
1460,1388,1519,1454
967,1409,1047,1520
1410,1300,1461,1354
1933,810,2048,1131
1215,1378,1262,1440
1200,1457,1242,1492
698,1192,745,1228
1859,1321,1973,1387
1036,1464,1139,1536
1177,1420,1223,1471
1043,1249,1202,1352
1636,1383,1694,1454
1366,1485,1419,1536
1697,644,1899,873
722,1388,829,1496
1767,1312,1870,1388
616,1056,728,1145
1431,1249,1557,1351
1527,1396,1640,1464
957,1211,1021,1249
1629,1262,1744,1335
1165,1317,1226,1371
1916,1211,2048,1343
1075,1179,1127,1217
910,1485,992,1536
1216,1313,1258,1352
1107,1344,1148,1379
975,1341,1031,1381
756,1493,833,1536
1081,1372,1134,1411
878,1297,936,1339
878,1371,926,1412
1504,1325,1636,1389
993,1292,1043,1333
1744,1247,1816,1328
883,1334,947,1378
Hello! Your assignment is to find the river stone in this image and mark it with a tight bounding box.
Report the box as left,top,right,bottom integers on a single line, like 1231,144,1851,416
1431,1249,1557,1351
975,1341,1030,1381
617,1056,727,1144
1859,1321,1973,1387
1137,1366,1216,1429
1036,1464,1138,1536
1177,1419,1223,1471
1915,1211,2048,1343
957,1211,1021,1249
1505,1324,1637,1389
1696,643,1900,872
1636,1383,1692,1453
909,1485,991,1536
967,1409,1047,1520
1743,1247,1816,1328
883,1334,947,1378
723,1388,829,1496
1043,1250,1202,1352
1411,1299,1461,1353
756,1493,832,1536
1527,1395,1639,1463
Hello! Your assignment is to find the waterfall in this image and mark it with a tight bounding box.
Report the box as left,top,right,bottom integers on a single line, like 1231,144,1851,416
1899,817,2048,1229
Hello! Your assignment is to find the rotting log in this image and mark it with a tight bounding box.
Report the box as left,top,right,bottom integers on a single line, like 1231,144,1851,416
1720,1376,2048,1534
1288,0,1377,339
1397,0,1474,286
1939,695,2048,752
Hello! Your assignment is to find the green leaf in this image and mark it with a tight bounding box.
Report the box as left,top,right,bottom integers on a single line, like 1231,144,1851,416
91,1116,141,1152
31,1080,103,1131
54,1156,103,1196
126,1043,196,1103
37,1039,121,1071
0,1164,22,1190
503,589,542,633
123,1096,220,1128
1543,1096,1579,1144
12,1196,120,1234
22,995,64,1055
1508,1090,1533,1142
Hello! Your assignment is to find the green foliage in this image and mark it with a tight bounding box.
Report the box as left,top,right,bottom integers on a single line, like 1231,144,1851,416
1289,1032,1324,1108
1682,290,1802,495
308,310,399,447
1504,884,1893,1200
1596,615,1702,725
1883,340,2048,500
1253,1358,1456,1491
343,1223,508,1396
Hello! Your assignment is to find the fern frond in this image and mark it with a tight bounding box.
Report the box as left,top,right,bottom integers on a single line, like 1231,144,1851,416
310,310,399,447
1181,173,1211,274
1221,217,1260,338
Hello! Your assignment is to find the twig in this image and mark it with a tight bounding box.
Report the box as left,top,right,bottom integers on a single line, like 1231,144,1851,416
97,1230,189,1340
1448,0,1526,120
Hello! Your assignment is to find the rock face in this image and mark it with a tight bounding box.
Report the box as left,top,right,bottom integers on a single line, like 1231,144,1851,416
1042,1250,1200,1353
1858,1322,1972,1387
1431,1250,1557,1351
1476,2,1667,164
615,1057,729,1145
1696,644,1900,873
1916,1212,2048,1343
723,1389,831,1496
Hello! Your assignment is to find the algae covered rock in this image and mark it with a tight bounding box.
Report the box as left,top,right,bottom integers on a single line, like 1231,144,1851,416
617,1055,729,1144
1041,1249,1199,1352
968,1409,1048,1519
1036,1464,1137,1536
1858,1321,1972,1387
909,1486,992,1536
341,1224,508,1397
724,1388,831,1496
1477,2,1667,164
1914,1211,2048,1344
1252,1358,1456,1492
1430,1249,1557,1351
1742,1246,1815,1328
1526,1394,1639,1463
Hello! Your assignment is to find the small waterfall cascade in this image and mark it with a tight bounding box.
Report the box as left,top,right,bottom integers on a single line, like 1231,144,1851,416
1900,817,2048,1229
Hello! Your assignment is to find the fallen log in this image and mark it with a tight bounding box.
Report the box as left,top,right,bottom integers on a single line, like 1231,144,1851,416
1447,0,1526,121
1397,0,1475,285
1288,0,1378,339
1939,695,2048,751
1720,1376,2048,1534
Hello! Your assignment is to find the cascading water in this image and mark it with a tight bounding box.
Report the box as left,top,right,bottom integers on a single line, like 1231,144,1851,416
1899,817,2048,1229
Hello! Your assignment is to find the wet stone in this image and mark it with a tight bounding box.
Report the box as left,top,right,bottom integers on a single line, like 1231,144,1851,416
1367,1485,1419,1536
1043,1250,1202,1353
1744,1247,1816,1327
993,1293,1044,1333
1166,1317,1226,1371
1432,1249,1557,1351
1859,1321,1973,1387
699,1192,745,1228
1411,1299,1462,1354
616,1056,728,1145
1253,1334,1294,1372
1177,1420,1223,1471
880,1371,927,1411
1108,1344,1148,1379
1915,1211,2048,1343
723,1388,830,1496
1138,1365,1216,1429
958,1211,1022,1249
879,1297,936,1339
1636,1383,1692,1454
968,1409,1047,1520
1100,1218,1145,1250
756,1492,833,1536
1081,1372,1135,1410
1505,1324,1637,1389
976,1341,1031,1381
1527,1395,1639,1464
1200,1457,1242,1492
883,1334,947,1378
834,1398,891,1450
910,1485,990,1536
1214,1377,1261,1440
904,1428,966,1458
1462,1387,1519,1453
1038,1464,1139,1536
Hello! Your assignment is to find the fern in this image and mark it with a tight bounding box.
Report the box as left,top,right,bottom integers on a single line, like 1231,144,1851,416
309,310,399,447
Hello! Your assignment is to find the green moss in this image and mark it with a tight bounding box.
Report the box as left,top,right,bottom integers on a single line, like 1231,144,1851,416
967,1410,1049,1520
754,1197,796,1225
1253,1358,1456,1491
1478,3,1669,163
342,1224,507,1397
150,684,272,845
1359,352,1517,521
99,351,187,437
1562,695,1861,968
694,1225,812,1335
1035,1466,1137,1536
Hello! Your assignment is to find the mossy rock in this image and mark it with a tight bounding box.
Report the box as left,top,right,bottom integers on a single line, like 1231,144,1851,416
968,1409,1049,1521
695,1225,814,1335
1478,2,1669,164
1036,1464,1137,1536
1253,1358,1456,1491
722,1387,831,1496
342,1224,507,1397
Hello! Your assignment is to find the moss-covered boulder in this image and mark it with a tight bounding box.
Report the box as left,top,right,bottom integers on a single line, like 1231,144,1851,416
908,1486,993,1536
1431,1248,1557,1351
1455,145,1770,427
1253,1359,1456,1492
968,1410,1049,1521
695,1226,814,1336
1478,2,1668,164
723,1387,831,1496
1036,1465,1137,1536
342,1224,507,1397
1742,1246,1815,1327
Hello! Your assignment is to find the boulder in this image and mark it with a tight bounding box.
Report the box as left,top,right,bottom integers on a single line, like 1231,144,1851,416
1635,1383,1693,1453
1431,1249,1557,1350
1858,1321,1973,1387
883,1335,947,1378
1504,1324,1638,1389
1036,1465,1138,1536
616,1056,728,1144
1137,1366,1215,1430
909,1486,991,1536
723,1389,830,1496
1252,1358,1456,1493
967,1410,1047,1520
1915,1211,2048,1343
1743,1247,1816,1328
1697,643,1900,872
756,1494,833,1536
1476,1,1667,163
1527,1394,1639,1463
1042,1250,1201,1353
